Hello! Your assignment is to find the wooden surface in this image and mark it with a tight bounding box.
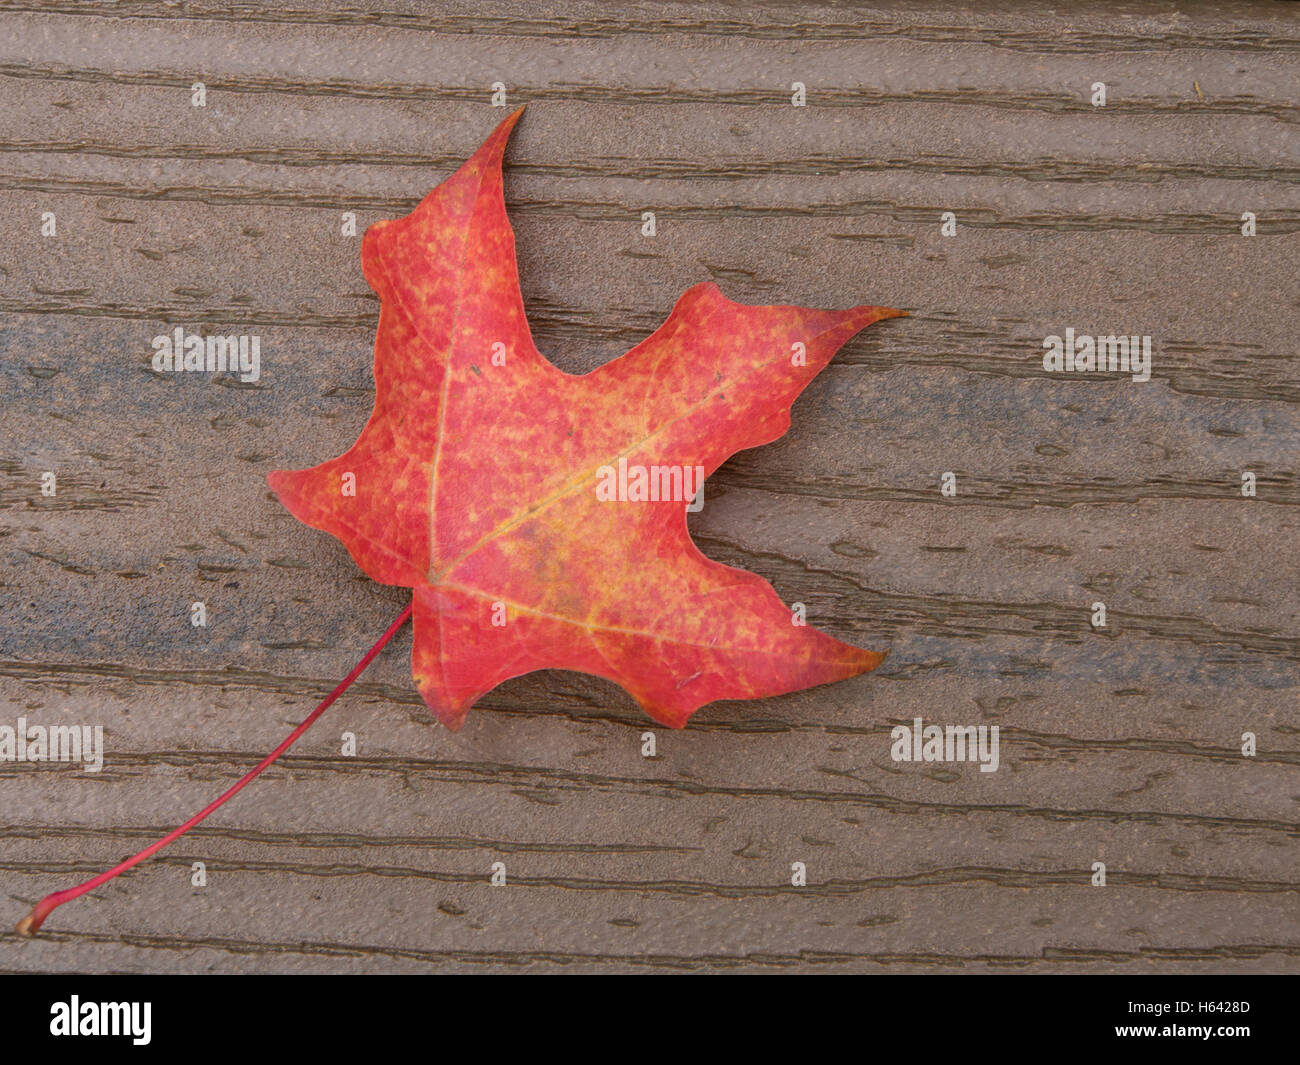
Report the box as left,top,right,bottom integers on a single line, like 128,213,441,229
1,0,1297,974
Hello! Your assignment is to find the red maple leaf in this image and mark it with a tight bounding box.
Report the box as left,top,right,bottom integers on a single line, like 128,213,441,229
268,108,900,730
17,108,903,935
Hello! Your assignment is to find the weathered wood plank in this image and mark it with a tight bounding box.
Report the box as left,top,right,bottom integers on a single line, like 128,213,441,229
0,0,1296,973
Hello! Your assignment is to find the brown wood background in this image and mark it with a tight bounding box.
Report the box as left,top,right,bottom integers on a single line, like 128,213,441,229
1,0,1297,974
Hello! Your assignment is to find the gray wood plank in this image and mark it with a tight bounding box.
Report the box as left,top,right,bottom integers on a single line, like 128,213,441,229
0,0,1296,973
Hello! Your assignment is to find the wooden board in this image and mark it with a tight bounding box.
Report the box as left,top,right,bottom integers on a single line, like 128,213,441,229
0,0,1296,973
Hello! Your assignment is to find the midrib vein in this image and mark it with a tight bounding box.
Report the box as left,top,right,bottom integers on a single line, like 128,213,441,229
423,183,482,584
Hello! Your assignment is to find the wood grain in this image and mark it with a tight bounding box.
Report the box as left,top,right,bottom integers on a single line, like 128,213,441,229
0,0,1296,973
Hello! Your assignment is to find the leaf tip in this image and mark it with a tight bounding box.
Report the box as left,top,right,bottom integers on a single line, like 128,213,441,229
854,305,908,323
266,468,298,505
842,644,889,679
420,687,473,732
491,104,527,143
438,710,469,733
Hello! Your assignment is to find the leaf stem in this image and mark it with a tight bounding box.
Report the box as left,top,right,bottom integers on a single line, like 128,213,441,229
15,604,414,936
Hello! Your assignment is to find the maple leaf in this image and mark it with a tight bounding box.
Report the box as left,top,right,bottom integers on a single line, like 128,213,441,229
268,108,902,730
